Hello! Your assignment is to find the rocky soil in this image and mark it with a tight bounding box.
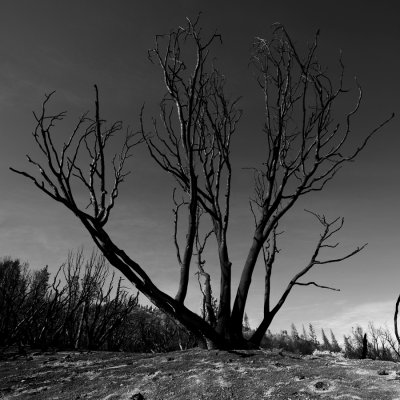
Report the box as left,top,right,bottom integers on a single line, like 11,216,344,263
1,348,400,399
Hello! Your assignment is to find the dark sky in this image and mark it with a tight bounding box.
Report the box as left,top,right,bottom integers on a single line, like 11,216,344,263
0,0,399,338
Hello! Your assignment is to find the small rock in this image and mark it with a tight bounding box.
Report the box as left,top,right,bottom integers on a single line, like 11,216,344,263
166,356,174,361
378,369,389,375
131,393,144,400
314,381,329,390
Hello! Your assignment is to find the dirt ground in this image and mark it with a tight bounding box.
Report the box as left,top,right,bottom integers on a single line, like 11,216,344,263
1,348,400,399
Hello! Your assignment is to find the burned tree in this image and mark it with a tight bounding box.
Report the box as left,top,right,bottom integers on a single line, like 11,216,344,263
11,19,393,349
228,27,393,344
141,17,241,341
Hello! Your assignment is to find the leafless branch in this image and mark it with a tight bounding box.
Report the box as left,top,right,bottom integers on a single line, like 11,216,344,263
294,281,340,291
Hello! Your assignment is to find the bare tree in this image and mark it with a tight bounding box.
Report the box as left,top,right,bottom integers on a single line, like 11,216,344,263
228,26,394,344
11,19,393,349
11,83,227,347
141,16,241,340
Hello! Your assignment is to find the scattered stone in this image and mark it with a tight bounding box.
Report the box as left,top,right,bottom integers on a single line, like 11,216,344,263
378,370,389,375
314,381,329,391
166,356,174,361
131,393,144,400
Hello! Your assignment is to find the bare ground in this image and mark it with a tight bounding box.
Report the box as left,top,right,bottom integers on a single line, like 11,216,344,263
1,348,400,399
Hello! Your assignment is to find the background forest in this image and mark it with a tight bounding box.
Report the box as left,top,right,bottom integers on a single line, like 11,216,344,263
1,252,399,362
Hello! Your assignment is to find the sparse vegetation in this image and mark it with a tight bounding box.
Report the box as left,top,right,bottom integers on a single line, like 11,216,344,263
2,252,400,363
0,251,201,355
343,323,400,361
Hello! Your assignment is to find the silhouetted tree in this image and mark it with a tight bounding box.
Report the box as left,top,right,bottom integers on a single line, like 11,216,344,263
330,329,341,352
0,251,139,351
301,325,308,340
11,18,394,349
321,328,332,351
291,323,300,341
308,324,319,349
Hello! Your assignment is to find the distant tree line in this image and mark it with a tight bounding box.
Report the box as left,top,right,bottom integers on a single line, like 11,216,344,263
250,322,400,361
253,323,340,355
1,250,399,361
342,324,400,361
0,250,197,355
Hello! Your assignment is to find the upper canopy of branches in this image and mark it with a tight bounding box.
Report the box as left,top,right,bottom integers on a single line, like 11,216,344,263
247,24,394,241
10,86,142,228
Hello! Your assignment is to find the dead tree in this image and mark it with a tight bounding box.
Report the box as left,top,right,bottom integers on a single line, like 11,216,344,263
11,19,393,349
141,16,241,340
229,25,394,344
10,83,228,347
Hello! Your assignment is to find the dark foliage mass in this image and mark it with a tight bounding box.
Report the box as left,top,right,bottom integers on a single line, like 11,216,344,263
342,324,400,361
253,323,400,362
2,252,399,361
0,252,197,354
258,323,339,355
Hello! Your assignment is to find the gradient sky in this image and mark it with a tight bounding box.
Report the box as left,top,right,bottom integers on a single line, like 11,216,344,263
0,0,399,341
